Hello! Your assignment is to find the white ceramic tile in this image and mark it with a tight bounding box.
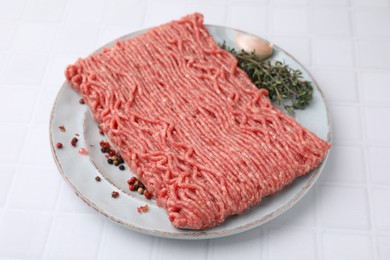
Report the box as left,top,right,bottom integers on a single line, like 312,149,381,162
57,183,96,214
351,0,390,7
319,185,370,229
55,25,99,55
368,146,390,185
270,37,311,66
274,0,308,4
20,124,55,166
272,7,309,35
0,23,18,50
0,88,38,123
8,165,61,210
313,70,358,102
269,189,316,227
12,22,58,53
322,232,373,260
0,0,26,20
25,0,67,22
328,105,362,143
44,54,80,85
228,5,268,36
155,237,209,260
208,228,262,260
313,0,348,5
354,9,390,38
46,213,104,260
0,164,15,207
34,88,58,124
103,0,147,26
356,40,390,69
364,107,390,143
0,124,28,163
188,0,228,4
377,235,390,260
269,228,317,260
319,145,366,184
312,38,354,67
67,0,105,24
187,3,227,26
0,53,6,73
312,7,351,35
99,221,153,259
371,188,390,230
359,71,390,105
144,3,188,28
0,210,52,259
97,25,141,48
0,54,48,85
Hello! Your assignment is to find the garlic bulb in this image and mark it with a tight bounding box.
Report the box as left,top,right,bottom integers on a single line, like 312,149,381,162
236,32,273,59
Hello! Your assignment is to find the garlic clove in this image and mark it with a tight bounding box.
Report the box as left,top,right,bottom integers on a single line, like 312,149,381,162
236,32,273,59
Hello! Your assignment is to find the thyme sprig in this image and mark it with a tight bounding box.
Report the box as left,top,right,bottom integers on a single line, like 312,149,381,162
221,43,313,115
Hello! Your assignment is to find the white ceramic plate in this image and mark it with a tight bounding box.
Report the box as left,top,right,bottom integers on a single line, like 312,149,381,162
50,25,331,239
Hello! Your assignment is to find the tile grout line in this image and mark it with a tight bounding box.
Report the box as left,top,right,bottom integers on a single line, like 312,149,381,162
38,0,74,258
0,1,61,258
92,0,110,258
349,1,380,259
306,1,323,259
0,0,37,226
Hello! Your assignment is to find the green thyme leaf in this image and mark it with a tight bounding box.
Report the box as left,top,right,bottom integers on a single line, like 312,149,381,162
220,42,313,115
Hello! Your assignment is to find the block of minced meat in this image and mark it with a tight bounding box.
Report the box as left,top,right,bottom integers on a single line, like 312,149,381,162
65,13,331,230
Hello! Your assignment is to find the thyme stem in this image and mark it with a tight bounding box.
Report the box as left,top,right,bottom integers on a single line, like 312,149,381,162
220,42,313,115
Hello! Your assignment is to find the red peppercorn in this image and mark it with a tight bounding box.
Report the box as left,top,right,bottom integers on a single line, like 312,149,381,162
108,149,116,156
129,184,136,191
144,191,152,200
95,176,101,182
56,142,63,149
71,137,78,147
127,177,137,185
111,191,119,198
99,128,104,135
79,98,85,104
59,125,66,132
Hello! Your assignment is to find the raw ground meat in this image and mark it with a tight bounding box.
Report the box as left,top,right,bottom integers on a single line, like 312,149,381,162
65,13,331,230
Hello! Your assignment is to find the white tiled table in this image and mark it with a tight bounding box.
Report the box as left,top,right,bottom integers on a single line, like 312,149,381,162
1,0,389,259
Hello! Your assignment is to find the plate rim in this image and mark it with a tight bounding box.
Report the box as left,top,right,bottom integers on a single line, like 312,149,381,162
49,24,332,239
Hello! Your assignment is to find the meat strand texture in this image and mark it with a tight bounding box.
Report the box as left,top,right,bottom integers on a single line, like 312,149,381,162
65,13,331,230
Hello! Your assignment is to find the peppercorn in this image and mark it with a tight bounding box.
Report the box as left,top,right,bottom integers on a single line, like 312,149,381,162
129,184,136,191
56,142,63,149
111,191,119,198
127,177,137,185
59,125,66,132
99,141,110,150
137,187,144,194
99,128,104,135
107,158,113,164
79,98,85,104
101,148,109,153
119,165,125,171
108,150,116,156
117,157,124,164
144,190,152,200
95,176,101,182
113,160,119,166
71,137,78,147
